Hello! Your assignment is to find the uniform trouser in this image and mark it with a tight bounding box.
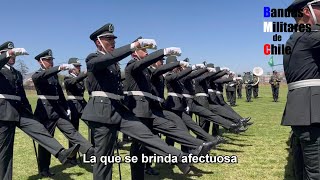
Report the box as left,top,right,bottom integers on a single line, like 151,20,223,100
188,100,234,129
198,117,220,136
151,109,204,152
237,87,242,98
87,112,183,180
253,86,259,98
291,125,320,180
226,91,231,102
0,117,65,180
271,86,279,101
208,104,240,123
229,91,236,106
169,110,216,142
38,117,92,172
68,108,95,151
290,132,304,180
246,86,252,101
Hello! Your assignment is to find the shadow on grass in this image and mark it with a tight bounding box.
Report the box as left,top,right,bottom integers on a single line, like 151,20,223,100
215,148,244,153
224,141,252,147
149,163,207,180
223,136,247,142
27,159,93,180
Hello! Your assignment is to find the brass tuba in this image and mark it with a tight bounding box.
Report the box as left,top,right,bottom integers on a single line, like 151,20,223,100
252,67,263,86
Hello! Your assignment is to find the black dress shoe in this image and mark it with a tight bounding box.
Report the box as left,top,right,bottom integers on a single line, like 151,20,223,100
176,153,191,174
240,118,253,127
40,170,55,177
229,123,247,134
191,141,215,156
246,121,254,126
145,167,160,175
214,136,228,146
57,144,80,164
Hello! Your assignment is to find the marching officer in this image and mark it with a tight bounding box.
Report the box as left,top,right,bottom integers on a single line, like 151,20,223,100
269,70,281,102
225,73,237,106
32,49,94,177
283,0,320,179
64,58,93,164
81,23,191,180
0,41,79,179
244,72,253,102
236,75,243,99
124,48,216,179
252,74,259,98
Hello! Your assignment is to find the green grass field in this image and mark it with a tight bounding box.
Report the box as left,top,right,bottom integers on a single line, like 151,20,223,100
13,85,293,180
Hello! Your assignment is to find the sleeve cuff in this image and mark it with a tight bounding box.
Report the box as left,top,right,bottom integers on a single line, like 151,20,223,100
130,43,137,51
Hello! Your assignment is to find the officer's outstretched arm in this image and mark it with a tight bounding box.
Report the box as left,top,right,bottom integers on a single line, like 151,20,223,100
31,66,61,82
165,67,192,82
86,44,132,71
130,49,165,72
64,72,87,87
185,68,207,81
152,61,180,77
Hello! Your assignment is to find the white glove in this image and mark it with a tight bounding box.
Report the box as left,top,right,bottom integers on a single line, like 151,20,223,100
11,48,29,56
164,47,182,56
221,67,230,71
137,39,157,49
195,63,206,69
191,65,197,70
207,67,216,72
179,61,189,67
59,64,75,71
67,109,71,118
185,106,190,112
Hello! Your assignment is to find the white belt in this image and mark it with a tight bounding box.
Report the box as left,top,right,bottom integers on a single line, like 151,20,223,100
216,91,222,94
195,93,208,97
124,91,164,103
67,95,84,100
167,92,184,98
182,94,194,98
288,79,320,90
208,89,214,93
0,94,21,101
38,95,59,100
91,91,123,100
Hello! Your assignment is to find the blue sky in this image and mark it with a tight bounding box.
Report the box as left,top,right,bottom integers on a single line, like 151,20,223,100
2,0,295,74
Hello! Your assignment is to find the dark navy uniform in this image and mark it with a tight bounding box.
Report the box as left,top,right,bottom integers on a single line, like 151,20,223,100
64,58,93,160
81,23,189,180
282,2,320,176
236,75,243,99
32,49,93,174
244,72,253,102
0,42,79,179
164,59,228,143
269,71,281,102
206,75,246,135
226,79,237,106
124,51,208,180
252,75,259,98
